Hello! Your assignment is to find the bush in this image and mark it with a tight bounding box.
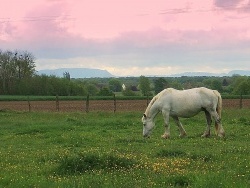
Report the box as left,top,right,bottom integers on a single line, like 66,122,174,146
98,87,113,96
122,88,137,96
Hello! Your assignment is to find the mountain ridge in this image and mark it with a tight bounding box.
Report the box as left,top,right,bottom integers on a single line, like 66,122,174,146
169,70,250,77
37,68,114,78
168,70,250,77
37,68,250,78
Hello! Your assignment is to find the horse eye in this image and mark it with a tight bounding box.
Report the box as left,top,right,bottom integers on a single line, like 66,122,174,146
143,124,146,126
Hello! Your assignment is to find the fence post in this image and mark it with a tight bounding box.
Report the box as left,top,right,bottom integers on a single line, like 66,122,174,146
27,96,31,112
86,94,89,113
56,95,59,112
113,93,116,113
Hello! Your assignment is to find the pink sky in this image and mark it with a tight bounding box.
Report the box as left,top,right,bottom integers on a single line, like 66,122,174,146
1,0,250,76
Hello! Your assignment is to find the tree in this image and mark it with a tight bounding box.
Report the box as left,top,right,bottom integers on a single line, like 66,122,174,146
170,81,182,90
122,87,136,96
154,77,169,94
109,78,122,92
0,50,36,94
63,71,71,81
203,78,222,92
232,76,250,95
130,85,138,91
222,78,229,86
98,87,113,96
0,50,14,94
211,79,223,92
69,81,87,96
86,83,99,95
14,51,36,80
139,76,150,96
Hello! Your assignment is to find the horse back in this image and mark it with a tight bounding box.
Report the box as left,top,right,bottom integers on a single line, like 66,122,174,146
161,88,219,117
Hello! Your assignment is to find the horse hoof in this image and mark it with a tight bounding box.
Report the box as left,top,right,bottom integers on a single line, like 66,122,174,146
161,134,170,139
179,133,187,138
218,132,225,138
201,134,210,138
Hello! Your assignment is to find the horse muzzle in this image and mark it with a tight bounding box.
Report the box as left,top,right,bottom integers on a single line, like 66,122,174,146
143,133,150,138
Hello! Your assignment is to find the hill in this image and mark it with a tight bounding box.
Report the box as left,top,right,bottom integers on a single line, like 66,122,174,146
37,68,114,78
168,70,250,77
37,68,250,78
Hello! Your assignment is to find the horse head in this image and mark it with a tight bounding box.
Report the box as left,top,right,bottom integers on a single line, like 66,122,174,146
142,114,155,138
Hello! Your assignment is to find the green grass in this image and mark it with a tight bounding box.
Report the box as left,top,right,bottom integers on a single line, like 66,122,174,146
0,109,249,187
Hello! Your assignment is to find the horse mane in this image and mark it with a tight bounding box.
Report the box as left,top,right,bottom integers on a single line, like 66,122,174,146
144,89,170,117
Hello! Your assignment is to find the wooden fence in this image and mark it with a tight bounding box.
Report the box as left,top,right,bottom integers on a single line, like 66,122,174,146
0,95,250,112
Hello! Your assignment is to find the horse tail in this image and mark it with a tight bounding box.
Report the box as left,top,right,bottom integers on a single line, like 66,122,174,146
213,90,222,119
213,90,225,136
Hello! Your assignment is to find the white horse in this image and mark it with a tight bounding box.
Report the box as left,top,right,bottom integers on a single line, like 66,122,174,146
142,87,225,138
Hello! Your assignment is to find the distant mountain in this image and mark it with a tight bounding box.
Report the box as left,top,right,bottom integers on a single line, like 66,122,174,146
168,72,226,77
37,68,250,78
168,70,250,77
37,68,114,78
227,70,250,76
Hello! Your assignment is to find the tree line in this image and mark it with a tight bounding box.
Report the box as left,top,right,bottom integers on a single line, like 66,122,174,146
0,50,36,94
1,49,250,96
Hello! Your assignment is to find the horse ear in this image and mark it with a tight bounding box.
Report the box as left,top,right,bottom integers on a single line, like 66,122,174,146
143,113,147,118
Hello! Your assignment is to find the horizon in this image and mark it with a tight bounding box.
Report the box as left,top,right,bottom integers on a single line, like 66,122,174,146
37,67,250,78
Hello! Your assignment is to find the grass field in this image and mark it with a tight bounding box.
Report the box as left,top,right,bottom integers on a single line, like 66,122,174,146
0,109,249,187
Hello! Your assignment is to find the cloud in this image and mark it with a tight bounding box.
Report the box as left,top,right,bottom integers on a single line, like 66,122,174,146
213,0,250,13
214,0,245,8
32,24,250,76
1,0,250,76
0,21,16,41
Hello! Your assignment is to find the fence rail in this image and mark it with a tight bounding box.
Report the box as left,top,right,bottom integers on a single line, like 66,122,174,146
0,97,250,112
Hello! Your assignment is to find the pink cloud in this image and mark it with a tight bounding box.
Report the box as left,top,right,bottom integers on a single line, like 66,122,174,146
1,0,250,44
214,0,245,8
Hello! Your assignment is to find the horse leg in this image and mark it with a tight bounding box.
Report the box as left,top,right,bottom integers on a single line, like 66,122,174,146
215,120,225,138
209,109,225,138
201,110,212,138
161,111,170,139
172,116,187,138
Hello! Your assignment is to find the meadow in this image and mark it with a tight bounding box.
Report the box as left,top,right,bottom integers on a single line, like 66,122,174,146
0,109,249,187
